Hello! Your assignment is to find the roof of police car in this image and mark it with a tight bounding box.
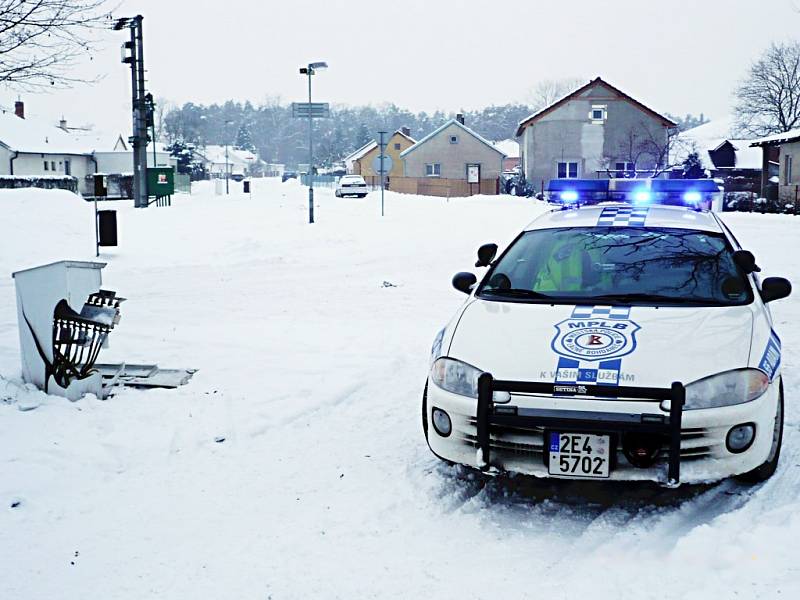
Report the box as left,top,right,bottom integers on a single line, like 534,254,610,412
524,203,724,233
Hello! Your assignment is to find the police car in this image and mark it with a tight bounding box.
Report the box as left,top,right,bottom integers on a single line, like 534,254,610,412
423,178,791,486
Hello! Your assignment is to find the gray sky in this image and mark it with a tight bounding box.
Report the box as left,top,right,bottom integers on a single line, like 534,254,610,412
2,0,800,135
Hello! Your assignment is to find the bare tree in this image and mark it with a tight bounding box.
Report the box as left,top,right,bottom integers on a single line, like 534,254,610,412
0,0,113,90
599,121,684,178
526,77,585,111
153,96,172,143
735,41,800,136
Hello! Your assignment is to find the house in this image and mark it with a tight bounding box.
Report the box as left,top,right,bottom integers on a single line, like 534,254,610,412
202,145,261,178
394,115,506,197
0,100,175,195
674,117,767,195
515,77,677,188
492,139,520,172
343,128,416,186
750,129,800,201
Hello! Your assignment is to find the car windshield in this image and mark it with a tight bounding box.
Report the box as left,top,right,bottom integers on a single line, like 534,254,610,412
478,226,752,306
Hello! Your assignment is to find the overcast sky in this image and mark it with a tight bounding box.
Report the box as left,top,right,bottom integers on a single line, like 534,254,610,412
2,0,800,135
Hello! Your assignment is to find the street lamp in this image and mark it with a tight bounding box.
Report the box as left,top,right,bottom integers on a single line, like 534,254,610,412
299,61,327,224
224,119,235,195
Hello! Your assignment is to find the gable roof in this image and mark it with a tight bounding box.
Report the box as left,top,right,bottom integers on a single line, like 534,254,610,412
400,119,506,158
0,110,90,154
515,77,677,137
674,117,762,170
343,129,416,163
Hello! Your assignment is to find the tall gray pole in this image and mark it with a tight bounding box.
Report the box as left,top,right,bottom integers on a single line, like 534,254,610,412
133,15,148,208
225,141,229,194
308,68,314,224
379,130,386,217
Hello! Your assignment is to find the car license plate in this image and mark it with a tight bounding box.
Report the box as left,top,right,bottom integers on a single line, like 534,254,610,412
547,432,610,478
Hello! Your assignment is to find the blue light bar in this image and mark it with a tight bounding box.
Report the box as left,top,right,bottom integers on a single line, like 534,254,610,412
546,178,718,210
560,190,578,202
633,191,651,204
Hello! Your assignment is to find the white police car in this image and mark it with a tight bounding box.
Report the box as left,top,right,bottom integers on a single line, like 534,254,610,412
423,179,790,486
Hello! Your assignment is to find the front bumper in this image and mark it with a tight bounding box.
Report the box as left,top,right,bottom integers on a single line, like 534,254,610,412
426,373,779,485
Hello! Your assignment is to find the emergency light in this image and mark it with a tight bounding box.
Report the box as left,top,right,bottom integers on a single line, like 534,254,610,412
546,178,720,210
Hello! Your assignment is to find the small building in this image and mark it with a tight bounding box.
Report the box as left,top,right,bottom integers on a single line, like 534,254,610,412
492,139,521,173
750,129,800,202
394,116,506,197
516,77,677,189
344,128,415,186
202,145,261,179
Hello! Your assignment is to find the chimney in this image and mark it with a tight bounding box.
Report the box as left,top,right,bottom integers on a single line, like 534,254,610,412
401,126,411,137
456,113,465,125
59,117,68,131
14,100,24,119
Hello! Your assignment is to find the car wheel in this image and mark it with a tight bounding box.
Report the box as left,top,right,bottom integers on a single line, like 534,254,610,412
736,379,784,483
334,191,341,197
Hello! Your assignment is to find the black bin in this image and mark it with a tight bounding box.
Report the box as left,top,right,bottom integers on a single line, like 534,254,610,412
97,210,118,246
243,180,250,194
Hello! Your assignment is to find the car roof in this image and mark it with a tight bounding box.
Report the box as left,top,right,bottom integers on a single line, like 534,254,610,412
524,203,724,234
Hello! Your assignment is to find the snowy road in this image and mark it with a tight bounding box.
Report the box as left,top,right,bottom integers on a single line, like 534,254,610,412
1,180,799,599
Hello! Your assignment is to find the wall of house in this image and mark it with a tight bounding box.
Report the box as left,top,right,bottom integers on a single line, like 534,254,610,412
778,140,800,203
94,151,173,174
522,86,670,187
402,122,503,180
10,153,94,193
357,133,414,178
0,146,10,175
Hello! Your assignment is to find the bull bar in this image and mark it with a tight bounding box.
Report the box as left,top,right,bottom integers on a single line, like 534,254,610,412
476,373,687,486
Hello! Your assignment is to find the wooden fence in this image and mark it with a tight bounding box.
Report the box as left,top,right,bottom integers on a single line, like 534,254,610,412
389,177,500,198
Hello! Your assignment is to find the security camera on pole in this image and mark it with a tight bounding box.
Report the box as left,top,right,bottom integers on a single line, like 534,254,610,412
294,62,329,224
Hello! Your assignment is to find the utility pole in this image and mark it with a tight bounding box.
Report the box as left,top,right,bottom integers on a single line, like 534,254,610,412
116,15,150,209
225,141,230,195
378,131,386,217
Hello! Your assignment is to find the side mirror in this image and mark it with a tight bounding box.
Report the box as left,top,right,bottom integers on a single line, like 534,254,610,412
452,272,477,295
733,250,761,274
761,277,792,303
475,243,498,267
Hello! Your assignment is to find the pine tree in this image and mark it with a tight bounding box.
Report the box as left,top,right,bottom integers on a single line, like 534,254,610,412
355,123,371,148
682,152,706,179
235,121,255,152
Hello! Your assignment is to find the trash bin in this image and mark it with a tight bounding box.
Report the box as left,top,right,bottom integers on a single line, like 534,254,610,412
214,179,224,195
12,260,122,400
97,210,117,246
243,180,250,194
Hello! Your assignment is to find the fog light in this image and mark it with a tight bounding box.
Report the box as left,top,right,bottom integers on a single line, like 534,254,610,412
431,407,452,437
726,423,755,453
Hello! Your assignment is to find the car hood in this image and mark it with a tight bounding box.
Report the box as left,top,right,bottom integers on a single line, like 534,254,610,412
447,299,755,388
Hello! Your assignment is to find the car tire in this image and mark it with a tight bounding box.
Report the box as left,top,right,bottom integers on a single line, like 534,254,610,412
736,379,784,484
334,191,341,197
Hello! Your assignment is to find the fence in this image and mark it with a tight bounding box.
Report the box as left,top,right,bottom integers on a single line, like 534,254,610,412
300,173,338,188
175,173,191,194
0,175,77,193
390,176,500,198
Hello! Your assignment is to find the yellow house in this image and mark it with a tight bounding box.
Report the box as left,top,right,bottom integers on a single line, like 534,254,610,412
345,128,416,187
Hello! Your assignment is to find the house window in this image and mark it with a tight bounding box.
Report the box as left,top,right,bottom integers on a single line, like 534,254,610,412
591,105,607,122
449,135,459,144
43,161,49,171
394,143,401,150
615,161,635,176
785,155,793,184
425,163,441,177
64,159,71,176
51,161,56,171
557,161,579,178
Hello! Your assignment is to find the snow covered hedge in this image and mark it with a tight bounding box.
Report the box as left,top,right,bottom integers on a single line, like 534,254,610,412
0,175,78,192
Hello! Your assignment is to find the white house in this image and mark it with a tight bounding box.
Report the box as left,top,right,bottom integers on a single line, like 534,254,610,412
203,145,260,178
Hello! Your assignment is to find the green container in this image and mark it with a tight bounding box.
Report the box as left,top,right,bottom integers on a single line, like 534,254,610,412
146,167,175,196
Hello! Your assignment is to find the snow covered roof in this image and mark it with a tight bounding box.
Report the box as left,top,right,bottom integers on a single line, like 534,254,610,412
515,77,677,137
400,119,506,158
675,117,762,170
492,139,519,158
203,145,258,165
0,110,91,155
749,128,800,147
344,141,378,162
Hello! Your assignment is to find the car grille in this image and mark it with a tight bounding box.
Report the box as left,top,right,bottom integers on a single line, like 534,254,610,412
460,419,713,463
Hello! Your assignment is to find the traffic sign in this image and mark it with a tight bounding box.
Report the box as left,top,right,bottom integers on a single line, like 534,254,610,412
292,102,330,118
372,154,393,175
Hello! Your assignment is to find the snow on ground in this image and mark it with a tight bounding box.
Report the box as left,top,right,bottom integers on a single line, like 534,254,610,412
1,179,799,599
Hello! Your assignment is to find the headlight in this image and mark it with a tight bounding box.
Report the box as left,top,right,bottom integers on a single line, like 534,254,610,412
430,357,482,398
683,368,769,410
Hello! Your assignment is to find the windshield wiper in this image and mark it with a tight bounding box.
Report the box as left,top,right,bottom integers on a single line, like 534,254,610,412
481,288,553,299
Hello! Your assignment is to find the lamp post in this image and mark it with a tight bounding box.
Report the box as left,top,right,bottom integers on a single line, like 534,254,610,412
299,61,327,224
224,119,235,194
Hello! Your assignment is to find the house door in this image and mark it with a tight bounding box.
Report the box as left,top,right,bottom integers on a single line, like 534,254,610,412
64,159,71,176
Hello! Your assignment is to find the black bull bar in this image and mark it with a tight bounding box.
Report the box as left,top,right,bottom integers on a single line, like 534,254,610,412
476,373,686,485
